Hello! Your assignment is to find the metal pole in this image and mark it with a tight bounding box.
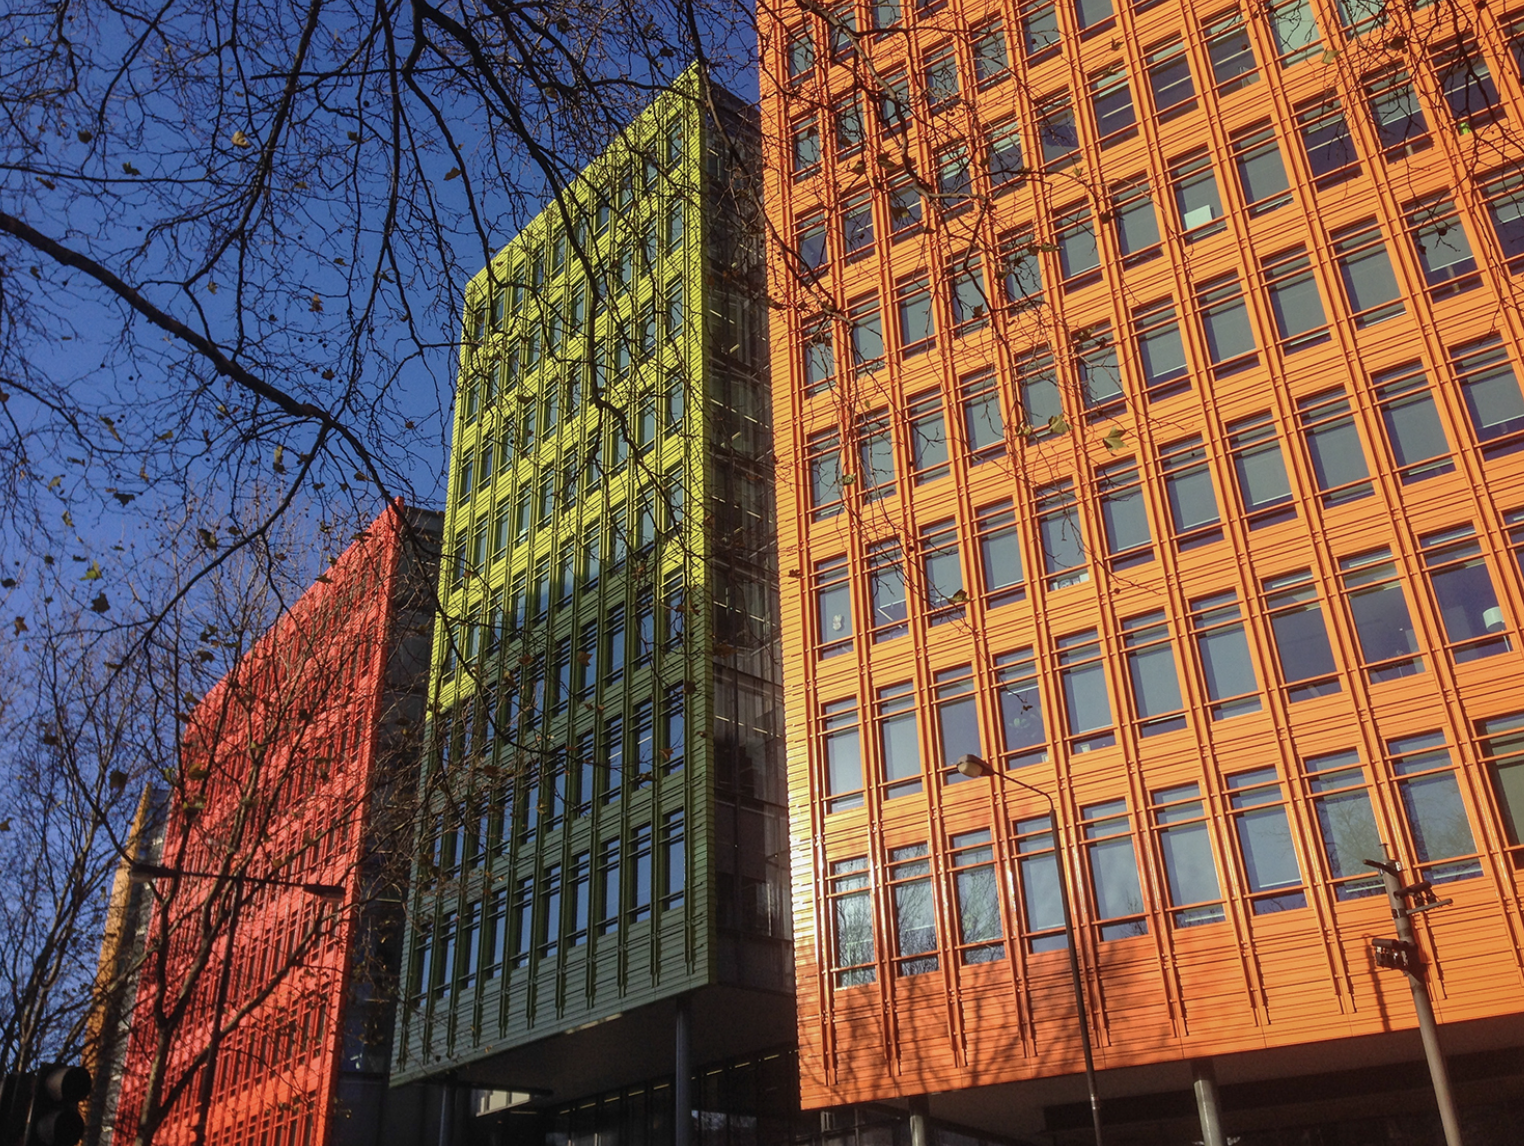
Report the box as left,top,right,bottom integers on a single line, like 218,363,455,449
674,995,691,1146
907,1095,931,1146
1374,862,1464,1146
1190,1059,1226,1146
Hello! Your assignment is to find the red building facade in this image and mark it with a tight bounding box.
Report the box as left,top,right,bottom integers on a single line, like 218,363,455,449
109,504,438,1146
762,0,1524,1137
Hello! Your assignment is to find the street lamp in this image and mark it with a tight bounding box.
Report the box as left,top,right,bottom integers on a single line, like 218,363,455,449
954,754,1104,1146
128,861,347,1146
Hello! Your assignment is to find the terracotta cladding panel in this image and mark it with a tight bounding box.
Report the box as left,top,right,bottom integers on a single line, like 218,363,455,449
766,0,1524,1110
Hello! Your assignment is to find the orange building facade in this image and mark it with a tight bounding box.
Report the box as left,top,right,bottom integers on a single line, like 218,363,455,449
761,0,1524,1136
109,504,439,1146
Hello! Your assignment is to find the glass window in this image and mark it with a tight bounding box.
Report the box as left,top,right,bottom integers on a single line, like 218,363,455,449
1388,732,1481,883
662,684,686,774
983,121,1025,194
1268,0,1320,63
1297,388,1372,505
1452,336,1524,446
539,863,563,956
510,878,534,966
977,500,1026,606
868,540,909,640
828,0,857,58
1481,165,1524,272
1096,458,1152,565
878,70,910,133
1022,0,1061,56
1082,800,1148,939
1001,232,1043,309
935,665,981,782
1122,611,1185,735
962,368,1005,458
909,391,950,482
921,519,965,614
1367,69,1430,158
792,117,821,177
1372,362,1453,482
1434,38,1502,125
1015,817,1066,951
1304,750,1384,899
1058,629,1115,751
950,830,1005,962
1055,206,1101,283
888,176,922,237
814,554,853,658
889,844,938,974
995,648,1047,767
1227,410,1294,521
796,214,828,279
1037,93,1080,166
830,857,875,986
1204,10,1257,90
823,699,864,812
1332,220,1402,325
835,93,866,157
1159,435,1221,544
858,410,896,500
1227,769,1307,912
974,21,1011,85
1262,245,1328,350
1172,150,1224,236
936,146,973,214
661,811,685,910
1091,68,1137,142
1262,568,1340,700
925,44,960,111
1076,0,1113,29
1478,712,1524,846
1147,38,1196,117
1197,274,1255,373
849,295,885,372
1036,480,1087,590
1230,123,1291,213
1339,547,1423,682
1151,783,1225,927
1079,330,1123,414
843,192,874,261
1419,525,1511,660
596,839,621,935
803,321,835,395
1113,178,1160,260
1133,300,1189,401
951,259,990,332
1405,196,1478,299
877,682,923,798
1295,95,1360,185
807,429,843,520
1189,590,1261,719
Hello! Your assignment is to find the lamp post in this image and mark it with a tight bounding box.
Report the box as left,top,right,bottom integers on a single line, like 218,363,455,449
954,754,1104,1146
129,863,346,1146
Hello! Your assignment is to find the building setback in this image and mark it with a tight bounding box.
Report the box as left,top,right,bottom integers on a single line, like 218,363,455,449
109,503,440,1146
761,0,1524,1140
392,69,796,1140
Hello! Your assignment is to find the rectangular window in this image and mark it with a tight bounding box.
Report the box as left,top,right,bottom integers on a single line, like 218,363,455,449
1452,336,1524,450
1419,525,1511,661
1015,817,1066,951
995,648,1047,768
1227,769,1307,912
976,500,1026,607
1082,800,1148,939
1204,10,1257,90
1297,388,1372,505
803,321,835,395
1332,220,1402,325
1055,206,1101,285
1018,347,1062,436
1112,177,1160,262
1197,273,1255,375
1022,0,1061,57
1001,232,1043,309
950,259,990,332
1268,0,1321,64
888,176,923,238
834,95,866,160
662,684,686,773
925,43,961,111
1133,300,1190,401
598,839,620,934
1079,330,1123,415
889,844,937,974
935,665,981,782
1478,713,1524,846
1151,783,1225,927
849,295,885,373
1091,67,1137,143
628,823,653,922
1434,38,1503,126
1405,196,1478,299
1389,732,1481,883
868,540,909,640
935,146,972,215
1036,93,1080,167
823,699,864,812
814,554,853,658
1058,629,1115,751
1122,611,1186,735
909,391,950,482
974,21,1011,86
661,810,685,910
961,368,1004,459
1339,547,1423,682
856,410,895,501
1171,150,1224,237
511,876,534,965
1304,750,1384,899
1227,411,1294,524
459,902,480,990
1189,590,1261,719
807,429,843,520
842,192,874,263
921,519,965,616
792,117,821,177
1231,123,1291,213
950,830,1006,963
484,889,507,976
877,682,923,798
1147,38,1196,118
1366,68,1429,159
539,863,562,957
830,857,875,986
1262,245,1328,350
1372,362,1453,482
1295,94,1360,187
1085,458,1151,577
787,27,815,83
566,851,590,946
605,604,626,682
1482,165,1524,272
1036,480,1087,590
1262,568,1340,700
829,1,857,59
1076,0,1114,31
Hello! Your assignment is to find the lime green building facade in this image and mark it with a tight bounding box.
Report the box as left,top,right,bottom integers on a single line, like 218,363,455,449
393,72,791,1113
